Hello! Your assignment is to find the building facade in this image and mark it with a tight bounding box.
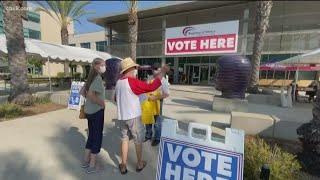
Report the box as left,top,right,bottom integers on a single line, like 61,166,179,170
89,1,320,85
68,30,107,52
0,2,74,77
68,30,108,78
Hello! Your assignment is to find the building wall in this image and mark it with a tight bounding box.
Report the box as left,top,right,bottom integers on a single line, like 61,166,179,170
68,31,107,51
0,2,75,77
106,1,320,59
42,61,84,77
67,31,107,78
40,10,74,44
39,9,75,77
98,1,320,84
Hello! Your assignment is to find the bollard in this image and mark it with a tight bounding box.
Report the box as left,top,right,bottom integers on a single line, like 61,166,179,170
33,80,35,94
260,164,270,180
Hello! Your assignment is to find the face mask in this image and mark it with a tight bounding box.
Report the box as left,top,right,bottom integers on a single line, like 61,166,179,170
99,66,106,74
133,69,138,77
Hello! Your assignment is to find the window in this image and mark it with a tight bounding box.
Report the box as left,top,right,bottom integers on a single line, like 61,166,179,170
80,42,91,49
23,28,29,38
29,29,41,39
27,11,40,23
96,41,107,52
69,44,76,46
23,28,41,39
0,20,3,34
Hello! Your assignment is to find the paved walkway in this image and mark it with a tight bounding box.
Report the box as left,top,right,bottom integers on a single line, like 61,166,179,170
0,85,314,179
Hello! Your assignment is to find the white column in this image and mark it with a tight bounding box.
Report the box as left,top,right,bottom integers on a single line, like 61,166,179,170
241,7,250,54
173,57,179,84
107,27,112,55
161,17,167,66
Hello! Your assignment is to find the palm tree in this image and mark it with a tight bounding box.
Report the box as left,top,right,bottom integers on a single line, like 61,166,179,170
248,1,273,93
2,1,33,104
124,0,138,62
36,1,92,77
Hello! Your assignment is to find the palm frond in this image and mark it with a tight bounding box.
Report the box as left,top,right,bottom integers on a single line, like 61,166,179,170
36,0,92,28
122,1,130,10
35,7,62,27
64,1,75,17
35,1,63,26
55,1,67,24
123,0,138,10
68,11,94,25
70,1,91,19
45,1,62,22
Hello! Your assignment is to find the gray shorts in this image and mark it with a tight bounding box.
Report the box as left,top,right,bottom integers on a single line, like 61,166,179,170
119,116,145,144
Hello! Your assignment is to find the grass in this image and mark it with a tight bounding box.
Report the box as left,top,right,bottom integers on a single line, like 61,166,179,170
0,96,65,122
33,96,52,104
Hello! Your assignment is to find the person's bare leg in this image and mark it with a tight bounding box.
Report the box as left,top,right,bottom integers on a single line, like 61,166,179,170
121,140,129,171
83,149,91,163
135,144,143,168
89,154,97,168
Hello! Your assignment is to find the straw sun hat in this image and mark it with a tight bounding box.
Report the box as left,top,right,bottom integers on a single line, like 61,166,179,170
120,57,140,74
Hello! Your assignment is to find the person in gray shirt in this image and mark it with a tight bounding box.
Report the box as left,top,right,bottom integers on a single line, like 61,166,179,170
80,58,106,174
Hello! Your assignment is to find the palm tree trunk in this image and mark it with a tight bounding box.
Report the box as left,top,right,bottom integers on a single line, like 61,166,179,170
61,26,70,77
128,7,138,62
248,1,273,94
2,1,31,101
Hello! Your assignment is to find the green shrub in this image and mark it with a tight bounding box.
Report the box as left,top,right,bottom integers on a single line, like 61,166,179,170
244,136,301,180
13,93,34,106
57,72,65,79
74,72,81,80
33,96,51,104
0,103,23,119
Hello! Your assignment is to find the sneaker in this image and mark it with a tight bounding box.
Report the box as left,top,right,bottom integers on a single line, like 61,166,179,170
82,161,90,168
152,140,160,146
144,137,151,142
86,166,100,174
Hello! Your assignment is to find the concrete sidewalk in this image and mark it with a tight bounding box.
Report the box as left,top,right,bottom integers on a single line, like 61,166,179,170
0,95,230,180
0,86,314,179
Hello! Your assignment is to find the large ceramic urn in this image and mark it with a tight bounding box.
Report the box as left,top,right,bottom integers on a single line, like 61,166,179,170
215,55,251,99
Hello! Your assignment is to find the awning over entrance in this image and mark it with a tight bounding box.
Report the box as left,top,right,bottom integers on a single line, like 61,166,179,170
260,63,320,71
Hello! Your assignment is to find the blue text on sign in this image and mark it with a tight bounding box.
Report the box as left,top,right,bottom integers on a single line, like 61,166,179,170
158,139,242,180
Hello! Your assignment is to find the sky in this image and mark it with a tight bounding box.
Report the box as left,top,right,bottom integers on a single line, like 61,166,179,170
72,1,168,34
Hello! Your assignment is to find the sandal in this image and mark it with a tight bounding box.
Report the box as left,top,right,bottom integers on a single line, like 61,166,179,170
119,164,128,175
136,161,147,172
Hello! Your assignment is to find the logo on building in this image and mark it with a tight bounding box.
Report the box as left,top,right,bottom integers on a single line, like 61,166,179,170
182,26,215,37
182,27,196,36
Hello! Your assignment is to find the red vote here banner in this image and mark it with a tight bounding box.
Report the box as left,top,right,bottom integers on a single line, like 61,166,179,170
166,34,236,54
165,20,239,55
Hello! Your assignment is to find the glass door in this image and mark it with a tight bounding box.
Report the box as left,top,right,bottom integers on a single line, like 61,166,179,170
192,65,200,84
200,65,209,85
209,65,216,85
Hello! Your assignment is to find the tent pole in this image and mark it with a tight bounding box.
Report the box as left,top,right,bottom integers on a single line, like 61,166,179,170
271,69,275,89
266,70,268,80
293,69,299,103
283,70,286,87
47,57,52,92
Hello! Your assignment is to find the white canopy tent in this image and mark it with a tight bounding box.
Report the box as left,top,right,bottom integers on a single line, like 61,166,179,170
0,34,113,92
277,48,320,65
277,49,320,102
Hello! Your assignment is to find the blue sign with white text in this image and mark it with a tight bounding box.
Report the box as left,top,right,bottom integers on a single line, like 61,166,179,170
68,84,82,110
156,138,243,180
